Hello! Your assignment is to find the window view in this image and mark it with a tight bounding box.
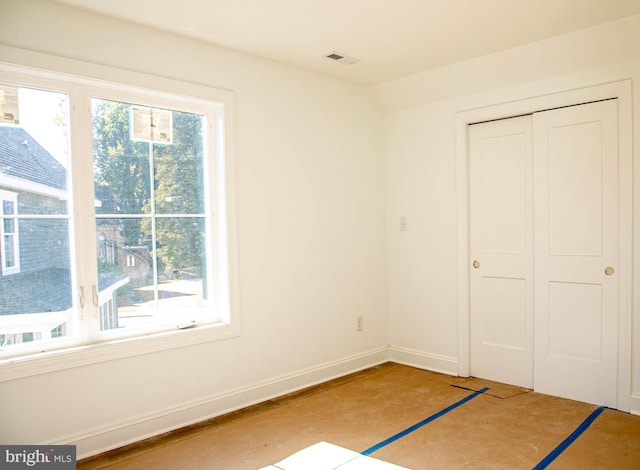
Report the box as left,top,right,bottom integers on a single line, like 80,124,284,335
0,76,228,358
0,86,74,348
92,98,209,332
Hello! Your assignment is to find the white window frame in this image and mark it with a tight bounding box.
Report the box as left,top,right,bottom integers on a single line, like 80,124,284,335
0,190,20,276
126,253,135,267
0,56,240,381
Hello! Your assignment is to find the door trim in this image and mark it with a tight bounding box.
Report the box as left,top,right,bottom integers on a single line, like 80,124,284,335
455,80,632,411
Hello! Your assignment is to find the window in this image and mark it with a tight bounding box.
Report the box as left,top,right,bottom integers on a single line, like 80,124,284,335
0,66,237,367
126,253,136,267
0,191,20,275
92,97,211,334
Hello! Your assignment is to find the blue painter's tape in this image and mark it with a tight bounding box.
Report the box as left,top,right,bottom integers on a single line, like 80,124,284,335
361,386,489,456
532,405,606,470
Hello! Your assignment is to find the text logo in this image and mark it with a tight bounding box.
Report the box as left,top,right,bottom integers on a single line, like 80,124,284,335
1,445,76,469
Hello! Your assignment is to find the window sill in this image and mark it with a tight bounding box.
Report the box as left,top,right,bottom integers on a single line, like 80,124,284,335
0,321,240,382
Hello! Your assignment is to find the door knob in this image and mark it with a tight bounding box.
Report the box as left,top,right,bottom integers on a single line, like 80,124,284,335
472,260,480,269
604,266,615,276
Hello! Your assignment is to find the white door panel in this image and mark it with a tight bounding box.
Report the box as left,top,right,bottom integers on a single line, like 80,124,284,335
547,120,604,256
533,99,619,407
478,276,527,351
469,116,534,388
547,281,603,362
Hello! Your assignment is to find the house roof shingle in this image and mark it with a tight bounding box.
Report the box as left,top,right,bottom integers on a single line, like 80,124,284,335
0,126,66,191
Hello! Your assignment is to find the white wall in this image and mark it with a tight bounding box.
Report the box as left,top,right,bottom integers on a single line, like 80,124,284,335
2,0,640,458
377,15,640,411
0,0,388,456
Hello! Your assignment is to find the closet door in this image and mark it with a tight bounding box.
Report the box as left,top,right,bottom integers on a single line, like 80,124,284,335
533,99,619,407
469,115,534,388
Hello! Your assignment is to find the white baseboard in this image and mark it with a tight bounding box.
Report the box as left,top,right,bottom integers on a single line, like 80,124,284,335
630,393,640,416
65,347,389,459
54,340,637,461
388,346,458,376
65,345,634,460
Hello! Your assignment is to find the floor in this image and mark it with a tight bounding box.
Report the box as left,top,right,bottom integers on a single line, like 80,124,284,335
78,363,640,469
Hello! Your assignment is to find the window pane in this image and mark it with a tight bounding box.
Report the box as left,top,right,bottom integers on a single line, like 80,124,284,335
92,98,211,334
1,219,72,308
96,218,144,331
156,218,206,295
4,234,15,267
4,218,14,233
3,200,14,215
92,99,152,215
154,110,205,215
95,216,208,331
0,86,75,351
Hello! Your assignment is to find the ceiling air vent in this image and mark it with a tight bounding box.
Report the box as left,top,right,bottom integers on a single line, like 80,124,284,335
324,52,360,65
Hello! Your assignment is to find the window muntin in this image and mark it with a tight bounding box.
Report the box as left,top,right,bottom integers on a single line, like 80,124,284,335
0,72,234,361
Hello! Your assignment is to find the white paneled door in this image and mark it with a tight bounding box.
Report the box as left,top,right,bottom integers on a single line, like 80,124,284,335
469,100,620,406
469,116,534,388
533,100,619,407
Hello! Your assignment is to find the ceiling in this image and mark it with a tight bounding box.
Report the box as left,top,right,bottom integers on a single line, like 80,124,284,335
51,0,640,85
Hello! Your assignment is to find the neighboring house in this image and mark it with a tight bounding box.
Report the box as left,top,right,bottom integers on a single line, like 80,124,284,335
0,126,130,345
94,184,151,287
94,185,151,330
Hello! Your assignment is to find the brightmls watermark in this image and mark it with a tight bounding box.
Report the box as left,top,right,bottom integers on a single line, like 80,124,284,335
1,445,76,469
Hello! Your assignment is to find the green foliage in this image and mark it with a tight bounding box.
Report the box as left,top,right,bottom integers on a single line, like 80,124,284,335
92,100,206,277
93,100,150,219
97,258,122,275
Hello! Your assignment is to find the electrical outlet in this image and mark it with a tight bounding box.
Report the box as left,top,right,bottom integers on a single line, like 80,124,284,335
356,315,364,331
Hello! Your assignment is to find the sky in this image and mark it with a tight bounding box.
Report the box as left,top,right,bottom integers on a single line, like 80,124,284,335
17,87,69,167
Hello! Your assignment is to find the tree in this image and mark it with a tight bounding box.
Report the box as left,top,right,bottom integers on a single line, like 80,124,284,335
92,100,149,219
149,110,205,278
92,99,205,279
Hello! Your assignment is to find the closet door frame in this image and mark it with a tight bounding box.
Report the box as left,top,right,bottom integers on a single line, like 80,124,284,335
455,80,632,412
